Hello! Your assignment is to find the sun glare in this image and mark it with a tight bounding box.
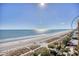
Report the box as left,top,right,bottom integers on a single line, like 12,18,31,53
34,29,48,33
39,3,46,8
40,3,45,6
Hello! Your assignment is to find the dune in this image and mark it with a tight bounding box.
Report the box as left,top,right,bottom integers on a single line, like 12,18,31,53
0,30,72,56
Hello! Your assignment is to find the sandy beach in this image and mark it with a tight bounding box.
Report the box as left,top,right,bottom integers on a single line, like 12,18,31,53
0,30,71,56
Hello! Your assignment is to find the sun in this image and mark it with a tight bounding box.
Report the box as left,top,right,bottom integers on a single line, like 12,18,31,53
40,3,45,6
39,3,46,8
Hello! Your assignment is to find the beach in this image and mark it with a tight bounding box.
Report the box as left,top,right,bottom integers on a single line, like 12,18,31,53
0,30,71,56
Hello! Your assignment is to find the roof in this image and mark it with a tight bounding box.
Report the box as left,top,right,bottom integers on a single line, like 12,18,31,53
69,39,78,46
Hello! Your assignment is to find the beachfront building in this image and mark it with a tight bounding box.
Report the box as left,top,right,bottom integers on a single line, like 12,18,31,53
77,20,79,48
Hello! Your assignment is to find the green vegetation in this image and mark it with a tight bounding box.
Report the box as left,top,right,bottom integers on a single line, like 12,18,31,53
48,44,55,49
33,47,50,56
33,33,76,56
73,47,79,56
29,45,40,50
1,31,79,56
4,47,30,56
56,44,61,50
62,35,71,46
46,37,59,43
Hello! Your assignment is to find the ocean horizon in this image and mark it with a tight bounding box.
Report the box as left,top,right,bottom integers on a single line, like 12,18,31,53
0,29,68,42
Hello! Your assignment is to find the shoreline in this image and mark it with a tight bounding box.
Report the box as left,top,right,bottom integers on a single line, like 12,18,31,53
0,29,71,43
0,30,72,54
0,30,71,43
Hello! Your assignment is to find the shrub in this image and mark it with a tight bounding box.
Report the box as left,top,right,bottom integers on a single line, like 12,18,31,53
3,47,30,56
53,42,58,45
41,48,50,56
48,44,55,49
33,52,39,56
64,48,70,52
33,47,50,56
49,49,57,56
62,35,71,46
29,45,40,50
56,45,61,50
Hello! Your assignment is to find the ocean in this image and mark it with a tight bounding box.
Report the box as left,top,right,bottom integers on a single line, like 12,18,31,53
0,29,68,42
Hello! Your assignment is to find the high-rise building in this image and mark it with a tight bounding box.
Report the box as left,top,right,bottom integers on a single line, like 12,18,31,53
77,20,79,49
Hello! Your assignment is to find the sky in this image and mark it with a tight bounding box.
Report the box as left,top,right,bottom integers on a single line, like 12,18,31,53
0,3,79,29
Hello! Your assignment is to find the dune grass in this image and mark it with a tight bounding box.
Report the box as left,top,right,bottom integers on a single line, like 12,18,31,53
29,45,40,50
46,37,59,43
0,47,30,56
33,47,50,56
